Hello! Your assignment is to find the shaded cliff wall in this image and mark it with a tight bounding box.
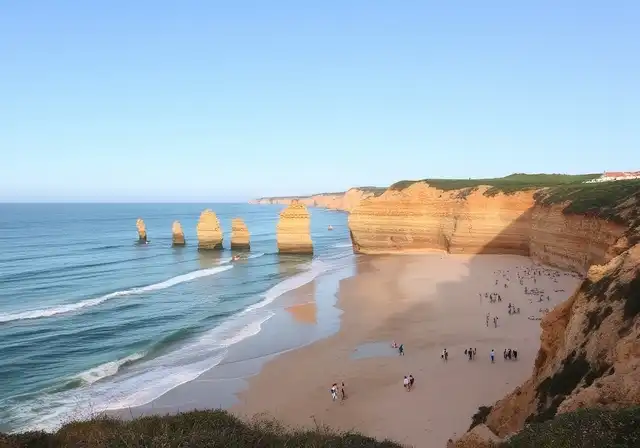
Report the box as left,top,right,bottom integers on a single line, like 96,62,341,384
348,182,626,274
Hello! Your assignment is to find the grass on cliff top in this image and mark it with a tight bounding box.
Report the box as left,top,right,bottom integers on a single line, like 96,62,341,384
389,173,601,194
389,174,640,224
502,407,640,448
0,409,403,448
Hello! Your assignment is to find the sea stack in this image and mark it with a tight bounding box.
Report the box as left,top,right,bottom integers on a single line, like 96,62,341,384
231,218,250,249
196,209,223,250
277,201,313,254
136,218,147,243
172,220,185,246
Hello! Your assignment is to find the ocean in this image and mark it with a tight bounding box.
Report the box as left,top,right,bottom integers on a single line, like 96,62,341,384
0,203,354,433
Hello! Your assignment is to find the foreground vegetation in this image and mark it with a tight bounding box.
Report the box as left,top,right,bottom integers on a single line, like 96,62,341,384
503,407,640,448
0,410,402,448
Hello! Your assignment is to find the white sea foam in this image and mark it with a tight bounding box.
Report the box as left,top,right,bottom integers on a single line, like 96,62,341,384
333,242,353,248
0,265,233,323
75,352,146,385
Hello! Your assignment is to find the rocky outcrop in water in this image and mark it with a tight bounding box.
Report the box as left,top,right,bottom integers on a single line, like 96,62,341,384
136,218,147,243
231,218,250,249
172,221,185,246
276,201,313,254
196,209,223,250
348,182,626,275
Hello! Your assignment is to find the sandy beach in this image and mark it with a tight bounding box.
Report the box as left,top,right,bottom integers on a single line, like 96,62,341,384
231,254,582,447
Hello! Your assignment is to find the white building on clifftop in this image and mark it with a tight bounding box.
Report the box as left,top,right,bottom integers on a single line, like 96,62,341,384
584,171,640,183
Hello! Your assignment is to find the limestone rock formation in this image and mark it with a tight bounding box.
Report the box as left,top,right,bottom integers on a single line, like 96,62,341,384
196,209,223,250
348,182,626,274
136,218,147,243
231,218,250,249
172,221,185,246
276,201,313,254
473,241,640,438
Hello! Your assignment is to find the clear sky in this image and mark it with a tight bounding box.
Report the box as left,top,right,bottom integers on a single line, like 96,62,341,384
1,1,638,202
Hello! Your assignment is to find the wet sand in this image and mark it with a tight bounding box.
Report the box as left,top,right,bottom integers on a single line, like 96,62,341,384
231,254,582,447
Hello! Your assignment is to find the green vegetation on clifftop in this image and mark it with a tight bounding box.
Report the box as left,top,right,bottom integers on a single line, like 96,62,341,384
0,410,402,448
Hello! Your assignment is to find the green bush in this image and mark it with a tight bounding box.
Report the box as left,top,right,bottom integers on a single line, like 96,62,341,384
504,407,640,448
0,409,403,448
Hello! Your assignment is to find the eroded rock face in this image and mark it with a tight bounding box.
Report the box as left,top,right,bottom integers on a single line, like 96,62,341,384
136,218,147,242
231,218,250,249
196,209,223,250
172,221,185,246
276,202,313,254
348,182,626,275
478,242,640,438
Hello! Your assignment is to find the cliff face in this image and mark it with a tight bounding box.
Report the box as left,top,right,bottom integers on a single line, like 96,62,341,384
172,221,185,246
196,209,223,250
348,182,626,275
136,218,147,243
231,218,250,249
250,188,379,212
479,242,640,438
276,202,313,254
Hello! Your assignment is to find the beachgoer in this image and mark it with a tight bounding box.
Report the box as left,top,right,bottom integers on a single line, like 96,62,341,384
399,344,404,356
409,374,415,390
503,349,507,360
330,383,338,401
341,382,347,400
403,376,409,390
443,348,448,361
490,349,495,363
468,348,472,361
473,348,477,358
513,349,518,360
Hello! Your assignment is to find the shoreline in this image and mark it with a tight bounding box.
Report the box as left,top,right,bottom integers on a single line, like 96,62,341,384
230,254,582,447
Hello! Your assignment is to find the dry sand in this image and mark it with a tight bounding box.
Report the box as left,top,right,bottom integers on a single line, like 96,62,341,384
231,254,582,447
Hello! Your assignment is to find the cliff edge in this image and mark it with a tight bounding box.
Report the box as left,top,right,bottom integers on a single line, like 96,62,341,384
250,187,385,212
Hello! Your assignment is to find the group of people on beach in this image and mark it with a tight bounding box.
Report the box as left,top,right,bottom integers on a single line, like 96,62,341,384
503,348,518,360
403,374,415,391
329,382,347,401
391,341,404,355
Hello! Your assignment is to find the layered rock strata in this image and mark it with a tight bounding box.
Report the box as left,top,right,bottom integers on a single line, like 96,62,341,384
136,218,147,243
276,202,313,254
172,221,185,246
231,218,250,249
196,209,223,250
348,182,626,275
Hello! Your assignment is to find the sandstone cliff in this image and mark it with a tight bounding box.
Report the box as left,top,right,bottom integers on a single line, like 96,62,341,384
136,218,147,243
475,241,640,440
348,182,627,275
251,188,384,212
231,218,250,249
172,221,185,246
276,202,313,254
197,209,223,250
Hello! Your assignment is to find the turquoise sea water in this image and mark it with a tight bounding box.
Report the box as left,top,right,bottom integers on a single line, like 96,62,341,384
0,203,353,432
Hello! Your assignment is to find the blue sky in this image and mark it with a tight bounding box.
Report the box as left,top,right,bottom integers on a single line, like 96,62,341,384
1,1,638,202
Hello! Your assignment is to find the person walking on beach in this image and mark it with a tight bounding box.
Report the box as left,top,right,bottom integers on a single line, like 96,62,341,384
398,344,404,356
340,382,347,400
468,348,473,360
513,349,518,360
330,383,338,401
490,349,495,363
403,375,409,391
409,374,415,391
